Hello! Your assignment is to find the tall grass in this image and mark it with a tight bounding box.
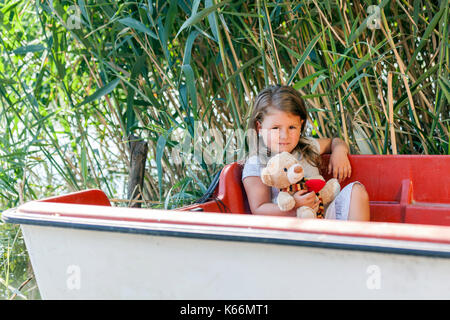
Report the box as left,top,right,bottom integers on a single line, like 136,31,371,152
0,0,448,299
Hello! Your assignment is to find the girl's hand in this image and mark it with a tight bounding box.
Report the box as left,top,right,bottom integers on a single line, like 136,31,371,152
293,190,320,211
328,147,352,183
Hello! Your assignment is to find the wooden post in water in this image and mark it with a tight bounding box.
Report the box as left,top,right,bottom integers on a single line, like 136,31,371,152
127,134,148,208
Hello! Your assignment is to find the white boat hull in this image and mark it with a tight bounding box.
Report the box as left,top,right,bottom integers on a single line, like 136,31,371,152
4,201,450,299
20,223,450,299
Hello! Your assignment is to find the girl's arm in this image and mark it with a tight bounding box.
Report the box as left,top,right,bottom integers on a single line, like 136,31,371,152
243,177,320,216
317,137,351,182
243,176,297,216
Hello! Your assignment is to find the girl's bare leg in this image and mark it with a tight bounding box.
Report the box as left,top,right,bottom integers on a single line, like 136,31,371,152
347,183,370,221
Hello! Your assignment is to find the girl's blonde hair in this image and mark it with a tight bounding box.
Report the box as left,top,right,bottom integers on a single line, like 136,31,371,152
247,85,321,167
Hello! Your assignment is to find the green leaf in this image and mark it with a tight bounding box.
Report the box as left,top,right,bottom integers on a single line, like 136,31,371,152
211,55,261,103
156,126,175,201
181,64,197,118
0,77,16,85
156,134,167,201
293,69,327,90
206,0,219,41
12,44,45,55
77,78,120,107
311,74,328,93
182,30,200,66
78,0,89,22
118,17,158,39
344,73,373,95
287,32,322,86
176,0,230,38
438,77,450,104
331,57,371,91
81,141,87,188
405,5,445,74
0,0,20,14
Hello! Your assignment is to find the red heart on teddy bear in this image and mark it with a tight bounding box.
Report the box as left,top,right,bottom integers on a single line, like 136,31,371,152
305,179,326,193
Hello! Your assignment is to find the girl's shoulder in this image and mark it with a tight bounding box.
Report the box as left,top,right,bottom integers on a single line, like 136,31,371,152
241,155,263,181
245,154,260,164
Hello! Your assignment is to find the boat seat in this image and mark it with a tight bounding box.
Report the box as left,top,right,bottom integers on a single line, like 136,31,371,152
40,189,111,206
180,154,450,226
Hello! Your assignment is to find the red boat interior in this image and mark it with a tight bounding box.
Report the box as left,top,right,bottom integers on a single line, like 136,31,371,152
40,155,450,227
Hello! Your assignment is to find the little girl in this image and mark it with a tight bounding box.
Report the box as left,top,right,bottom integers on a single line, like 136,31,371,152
242,85,370,221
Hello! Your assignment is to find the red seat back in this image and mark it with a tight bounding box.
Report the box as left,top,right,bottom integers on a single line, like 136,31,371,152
204,155,449,225
320,155,450,203
40,189,111,206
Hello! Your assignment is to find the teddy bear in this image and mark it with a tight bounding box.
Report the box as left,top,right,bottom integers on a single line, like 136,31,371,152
260,152,341,219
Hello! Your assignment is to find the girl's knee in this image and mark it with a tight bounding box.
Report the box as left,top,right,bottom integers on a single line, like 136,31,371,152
348,182,371,221
351,182,369,201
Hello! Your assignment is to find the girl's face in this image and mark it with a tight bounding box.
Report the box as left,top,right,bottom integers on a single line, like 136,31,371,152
256,108,304,154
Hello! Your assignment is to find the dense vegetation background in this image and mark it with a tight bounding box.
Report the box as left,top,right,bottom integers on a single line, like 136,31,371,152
0,0,448,299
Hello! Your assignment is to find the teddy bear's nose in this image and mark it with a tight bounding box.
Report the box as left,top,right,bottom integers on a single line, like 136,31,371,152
294,166,303,173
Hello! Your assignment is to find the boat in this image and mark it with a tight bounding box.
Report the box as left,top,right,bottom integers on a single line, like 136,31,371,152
2,154,450,299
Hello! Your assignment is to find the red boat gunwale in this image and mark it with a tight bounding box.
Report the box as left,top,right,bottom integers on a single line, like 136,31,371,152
5,154,448,250
4,195,450,251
